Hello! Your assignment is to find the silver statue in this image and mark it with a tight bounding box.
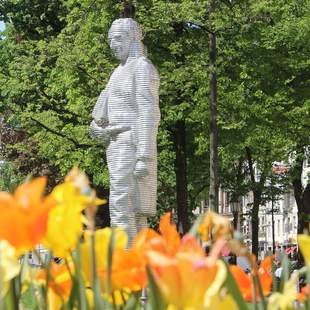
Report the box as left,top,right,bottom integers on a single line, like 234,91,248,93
90,18,160,243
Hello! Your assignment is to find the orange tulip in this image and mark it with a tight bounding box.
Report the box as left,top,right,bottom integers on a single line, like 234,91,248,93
158,213,181,255
133,227,162,253
38,261,73,310
97,213,208,300
133,213,228,308
0,177,55,253
133,213,182,258
297,285,309,303
230,256,272,302
101,247,147,292
38,262,73,299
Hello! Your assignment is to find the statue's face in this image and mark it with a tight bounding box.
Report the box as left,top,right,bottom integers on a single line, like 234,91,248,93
108,25,132,62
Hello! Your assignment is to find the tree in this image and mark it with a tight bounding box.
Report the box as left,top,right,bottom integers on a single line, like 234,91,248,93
0,0,212,231
1,0,309,246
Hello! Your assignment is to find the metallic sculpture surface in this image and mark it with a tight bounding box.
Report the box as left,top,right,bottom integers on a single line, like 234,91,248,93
90,18,160,243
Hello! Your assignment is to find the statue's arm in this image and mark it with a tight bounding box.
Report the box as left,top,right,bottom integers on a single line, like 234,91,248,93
135,59,160,162
90,85,130,142
92,89,109,125
133,59,160,178
89,88,110,142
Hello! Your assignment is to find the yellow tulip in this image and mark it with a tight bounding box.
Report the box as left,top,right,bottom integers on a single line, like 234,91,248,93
47,288,63,310
44,182,87,257
167,293,237,310
0,240,20,297
147,250,226,309
80,228,127,286
268,273,298,310
44,168,105,257
298,234,310,267
208,294,239,310
198,211,232,242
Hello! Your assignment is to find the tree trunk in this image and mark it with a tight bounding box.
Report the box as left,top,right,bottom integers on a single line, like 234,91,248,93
291,155,309,267
245,147,265,257
251,192,261,257
174,120,190,233
294,182,310,235
291,153,309,234
208,0,219,212
293,178,306,234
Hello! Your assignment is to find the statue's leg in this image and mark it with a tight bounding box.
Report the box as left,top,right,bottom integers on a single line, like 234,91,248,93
107,138,137,246
135,214,148,232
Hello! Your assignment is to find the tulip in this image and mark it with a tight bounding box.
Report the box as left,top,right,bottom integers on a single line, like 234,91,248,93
38,261,73,309
147,249,226,309
297,235,310,267
268,273,298,310
198,211,232,243
111,247,147,291
139,213,228,309
44,168,105,257
133,213,182,258
297,285,309,303
43,181,87,257
230,256,272,302
0,177,55,253
80,228,127,287
0,240,20,297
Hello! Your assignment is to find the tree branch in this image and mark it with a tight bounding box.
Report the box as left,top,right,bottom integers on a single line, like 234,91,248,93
77,65,105,85
30,117,92,149
37,90,83,125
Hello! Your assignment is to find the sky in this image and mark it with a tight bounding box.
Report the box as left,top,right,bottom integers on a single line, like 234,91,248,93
0,21,5,32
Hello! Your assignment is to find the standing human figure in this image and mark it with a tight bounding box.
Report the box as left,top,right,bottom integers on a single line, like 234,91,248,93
90,18,160,244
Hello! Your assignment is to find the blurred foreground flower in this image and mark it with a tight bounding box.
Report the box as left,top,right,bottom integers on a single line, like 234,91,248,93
38,261,73,309
297,234,310,266
111,247,147,292
133,213,182,258
147,243,227,309
81,228,127,286
133,213,229,309
0,177,55,253
0,240,20,296
268,273,298,310
198,211,232,242
230,256,272,302
297,285,309,304
44,168,106,257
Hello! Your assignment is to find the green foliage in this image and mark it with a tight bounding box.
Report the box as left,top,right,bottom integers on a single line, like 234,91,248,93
0,161,23,192
0,0,309,229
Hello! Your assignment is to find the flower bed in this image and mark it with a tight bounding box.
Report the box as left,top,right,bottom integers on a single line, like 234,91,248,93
0,168,309,309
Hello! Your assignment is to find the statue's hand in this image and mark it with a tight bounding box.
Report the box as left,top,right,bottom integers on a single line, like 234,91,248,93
107,124,131,138
89,120,109,141
134,160,149,178
90,121,130,142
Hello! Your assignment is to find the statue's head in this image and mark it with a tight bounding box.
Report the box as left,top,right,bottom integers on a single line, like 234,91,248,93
108,18,143,62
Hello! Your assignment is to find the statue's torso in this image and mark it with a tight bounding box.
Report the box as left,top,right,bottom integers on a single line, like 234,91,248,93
107,58,139,127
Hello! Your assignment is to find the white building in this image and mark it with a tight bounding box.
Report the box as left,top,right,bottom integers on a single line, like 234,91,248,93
200,151,309,258
216,188,298,258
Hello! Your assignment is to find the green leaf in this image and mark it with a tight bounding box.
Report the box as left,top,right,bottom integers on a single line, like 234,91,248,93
106,227,115,298
279,256,290,293
123,292,142,310
146,266,166,310
71,244,90,310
